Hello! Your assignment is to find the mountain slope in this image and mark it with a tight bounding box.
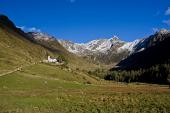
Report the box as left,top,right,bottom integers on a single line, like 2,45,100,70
117,30,170,70
59,37,131,64
59,36,125,55
0,15,100,75
59,35,158,65
59,29,170,66
27,32,100,70
104,29,170,84
0,15,53,74
104,30,170,84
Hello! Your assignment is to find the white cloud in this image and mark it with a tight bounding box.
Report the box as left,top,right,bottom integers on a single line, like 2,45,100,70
28,27,41,32
165,7,170,15
162,20,170,26
17,26,25,30
17,26,41,32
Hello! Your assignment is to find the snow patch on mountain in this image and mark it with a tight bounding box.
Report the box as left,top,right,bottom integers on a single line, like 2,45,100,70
158,29,170,35
58,36,125,55
117,39,141,53
29,29,170,58
83,36,123,52
27,32,55,41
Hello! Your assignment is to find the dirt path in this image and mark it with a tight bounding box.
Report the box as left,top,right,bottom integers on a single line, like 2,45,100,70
0,68,21,77
0,63,36,77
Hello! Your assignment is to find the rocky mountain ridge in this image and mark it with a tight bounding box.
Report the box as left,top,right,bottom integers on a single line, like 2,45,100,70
27,29,170,64
58,29,170,57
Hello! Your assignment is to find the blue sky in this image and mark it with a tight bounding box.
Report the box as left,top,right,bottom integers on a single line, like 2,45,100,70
0,0,170,43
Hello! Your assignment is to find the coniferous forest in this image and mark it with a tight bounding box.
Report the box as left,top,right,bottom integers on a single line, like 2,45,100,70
105,63,170,84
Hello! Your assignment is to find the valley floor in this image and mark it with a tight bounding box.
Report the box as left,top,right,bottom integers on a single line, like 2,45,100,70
0,63,170,113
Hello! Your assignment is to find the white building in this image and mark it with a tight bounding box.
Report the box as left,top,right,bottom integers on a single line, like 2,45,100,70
47,56,58,63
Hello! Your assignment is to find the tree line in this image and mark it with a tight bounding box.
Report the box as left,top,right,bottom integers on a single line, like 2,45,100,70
104,63,170,84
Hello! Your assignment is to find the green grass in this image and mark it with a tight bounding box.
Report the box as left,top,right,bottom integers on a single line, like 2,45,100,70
0,20,170,113
0,92,169,113
0,63,170,113
0,24,100,76
19,63,98,84
0,26,52,74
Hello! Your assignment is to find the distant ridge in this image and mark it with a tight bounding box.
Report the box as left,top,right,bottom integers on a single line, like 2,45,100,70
116,29,170,70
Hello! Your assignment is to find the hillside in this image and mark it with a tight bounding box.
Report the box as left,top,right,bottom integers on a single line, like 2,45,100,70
59,37,130,64
117,30,170,70
0,14,170,113
59,31,170,65
27,32,100,71
0,15,53,74
105,30,170,84
0,61,170,113
0,15,100,75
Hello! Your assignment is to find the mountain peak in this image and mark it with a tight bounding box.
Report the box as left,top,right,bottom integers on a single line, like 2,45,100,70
0,14,16,29
110,35,120,40
157,29,170,35
27,32,55,41
59,35,126,55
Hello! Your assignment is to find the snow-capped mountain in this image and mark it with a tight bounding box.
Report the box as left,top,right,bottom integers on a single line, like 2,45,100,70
27,29,170,64
117,39,141,53
27,32,55,41
58,35,145,56
132,29,170,53
117,29,170,70
58,36,126,56
58,29,170,64
84,36,124,52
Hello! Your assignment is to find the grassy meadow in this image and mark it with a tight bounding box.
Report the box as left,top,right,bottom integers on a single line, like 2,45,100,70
0,63,170,113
